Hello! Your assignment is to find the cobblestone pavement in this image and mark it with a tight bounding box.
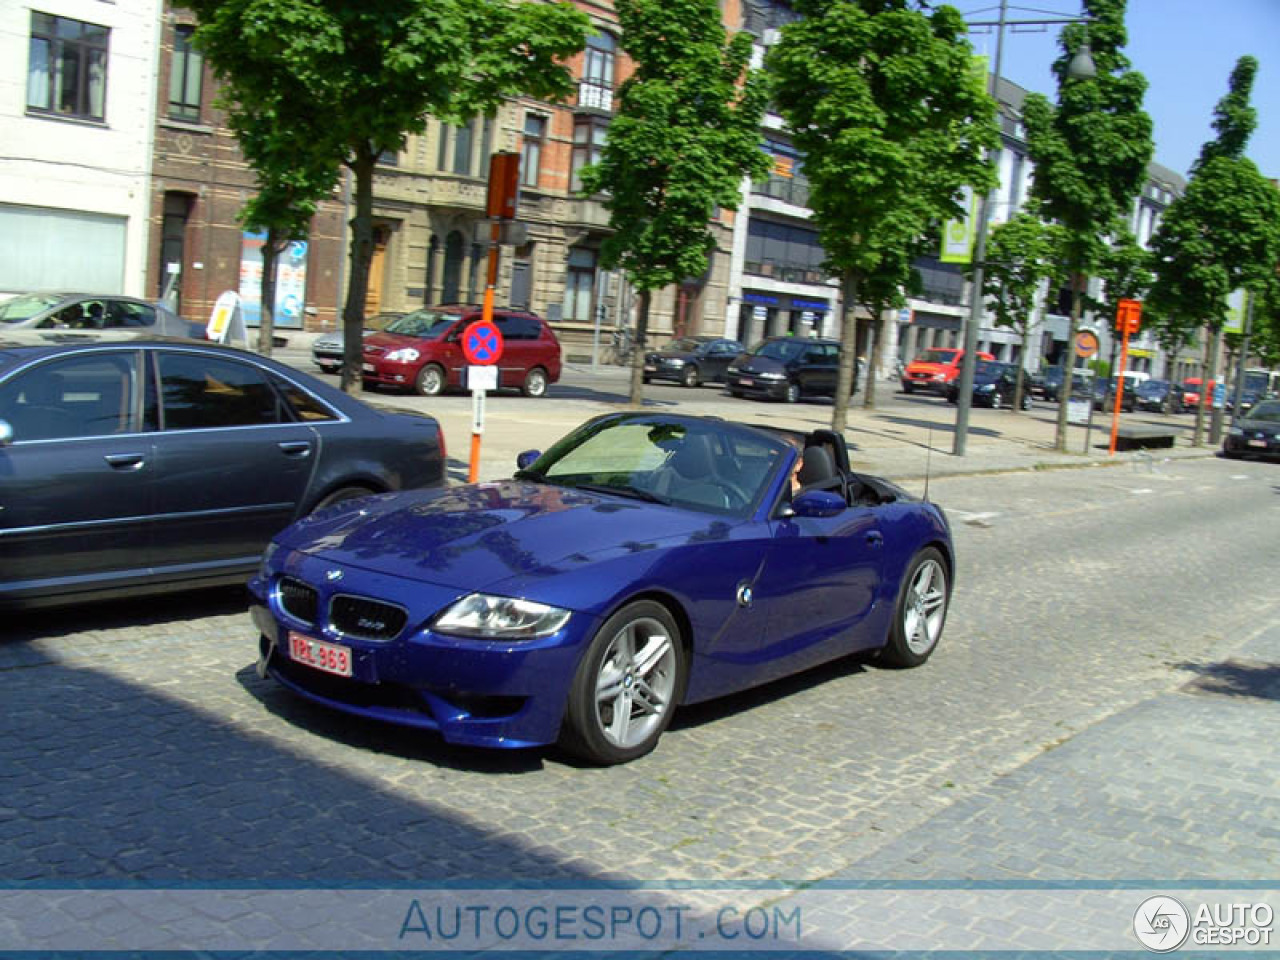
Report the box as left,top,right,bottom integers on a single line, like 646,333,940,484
2,446,1277,953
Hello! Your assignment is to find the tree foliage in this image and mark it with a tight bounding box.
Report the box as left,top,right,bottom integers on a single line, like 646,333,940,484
580,0,770,405
1022,0,1153,450
185,0,590,390
980,208,1066,407
769,0,998,433
1147,55,1280,443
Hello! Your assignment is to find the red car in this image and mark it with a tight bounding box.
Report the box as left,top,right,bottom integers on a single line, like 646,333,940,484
901,347,996,396
362,305,561,397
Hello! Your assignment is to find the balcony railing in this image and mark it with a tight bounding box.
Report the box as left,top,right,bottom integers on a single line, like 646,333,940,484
577,81,613,112
751,173,810,208
743,259,827,285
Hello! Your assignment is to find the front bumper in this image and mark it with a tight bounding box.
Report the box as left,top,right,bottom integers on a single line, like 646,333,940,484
361,358,428,390
727,374,787,399
1224,433,1280,458
249,568,596,750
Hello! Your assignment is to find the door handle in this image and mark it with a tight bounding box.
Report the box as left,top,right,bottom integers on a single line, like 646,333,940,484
104,453,146,471
278,441,312,458
866,530,884,548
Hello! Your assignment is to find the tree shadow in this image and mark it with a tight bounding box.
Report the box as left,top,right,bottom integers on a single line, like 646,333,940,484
1174,659,1280,701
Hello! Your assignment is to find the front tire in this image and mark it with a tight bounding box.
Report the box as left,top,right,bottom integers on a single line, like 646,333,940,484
681,365,700,388
415,364,445,397
561,600,685,765
522,367,549,398
784,381,800,404
989,392,1002,410
880,547,949,668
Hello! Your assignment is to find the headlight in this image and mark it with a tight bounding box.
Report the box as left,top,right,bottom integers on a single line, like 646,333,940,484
258,541,280,581
433,593,571,640
385,347,420,363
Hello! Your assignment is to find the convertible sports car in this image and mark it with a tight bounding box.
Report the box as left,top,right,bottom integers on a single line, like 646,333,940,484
250,413,954,764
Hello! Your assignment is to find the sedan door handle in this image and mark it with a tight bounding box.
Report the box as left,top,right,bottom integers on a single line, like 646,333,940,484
278,441,312,458
866,530,884,548
104,453,146,471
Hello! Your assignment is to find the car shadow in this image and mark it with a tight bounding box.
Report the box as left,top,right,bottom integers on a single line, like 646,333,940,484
4,585,251,645
1174,659,1280,702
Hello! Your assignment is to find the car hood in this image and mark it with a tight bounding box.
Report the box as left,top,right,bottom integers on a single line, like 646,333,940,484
364,331,438,350
276,481,722,593
731,355,787,375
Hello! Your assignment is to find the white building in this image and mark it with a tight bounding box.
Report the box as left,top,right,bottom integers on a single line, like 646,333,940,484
0,0,161,298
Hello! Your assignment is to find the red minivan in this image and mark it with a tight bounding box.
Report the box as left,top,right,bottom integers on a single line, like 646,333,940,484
901,347,996,396
362,305,562,397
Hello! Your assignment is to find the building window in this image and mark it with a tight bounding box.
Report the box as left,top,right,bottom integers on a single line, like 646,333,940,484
27,12,109,122
159,192,193,310
565,248,596,323
579,31,615,110
442,231,465,303
521,114,546,188
453,119,473,175
168,25,202,122
571,118,608,193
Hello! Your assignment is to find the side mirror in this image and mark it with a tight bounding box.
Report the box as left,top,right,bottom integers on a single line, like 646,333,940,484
0,419,12,447
791,489,846,518
516,450,541,471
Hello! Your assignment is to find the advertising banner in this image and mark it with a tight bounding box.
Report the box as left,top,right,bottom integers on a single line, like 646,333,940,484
238,232,308,329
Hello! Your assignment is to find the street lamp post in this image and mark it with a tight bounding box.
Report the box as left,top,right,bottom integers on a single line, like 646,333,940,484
952,2,1096,456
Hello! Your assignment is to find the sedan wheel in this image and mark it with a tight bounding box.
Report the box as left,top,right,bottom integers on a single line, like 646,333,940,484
681,365,700,388
989,392,1002,410
415,364,445,397
562,600,684,765
784,381,800,404
880,547,949,668
522,367,549,398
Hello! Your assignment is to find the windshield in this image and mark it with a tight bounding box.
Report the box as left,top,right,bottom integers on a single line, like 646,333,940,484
0,294,61,324
383,310,458,338
518,416,788,516
973,361,1005,377
752,339,806,362
666,337,707,352
1247,401,1280,422
914,349,958,365
1136,379,1168,396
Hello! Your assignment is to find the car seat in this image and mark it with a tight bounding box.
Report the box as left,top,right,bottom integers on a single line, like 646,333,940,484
667,433,731,510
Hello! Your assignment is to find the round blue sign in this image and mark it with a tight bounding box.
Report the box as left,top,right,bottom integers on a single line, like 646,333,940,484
462,320,504,366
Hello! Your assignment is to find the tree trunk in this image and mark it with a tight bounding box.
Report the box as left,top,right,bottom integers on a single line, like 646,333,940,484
1208,325,1225,445
1014,323,1029,411
1054,272,1084,452
862,308,883,410
832,272,861,435
1193,333,1210,447
628,288,651,406
340,150,377,395
256,228,281,357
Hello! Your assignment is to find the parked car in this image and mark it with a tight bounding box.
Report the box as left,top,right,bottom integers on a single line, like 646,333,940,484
1180,377,1224,410
1223,399,1280,460
1038,365,1094,401
0,292,197,339
643,336,744,388
1133,378,1184,413
0,338,446,609
1092,376,1137,413
725,336,841,403
312,312,402,373
249,412,954,764
362,305,561,397
900,347,995,396
945,361,1032,410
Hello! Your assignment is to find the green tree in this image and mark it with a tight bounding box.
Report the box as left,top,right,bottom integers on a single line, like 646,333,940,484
186,0,590,391
1148,56,1280,444
1090,225,1152,404
580,0,769,405
769,0,998,434
1022,0,1153,451
980,208,1066,409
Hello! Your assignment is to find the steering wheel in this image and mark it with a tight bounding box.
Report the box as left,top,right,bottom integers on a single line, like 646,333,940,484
709,479,750,511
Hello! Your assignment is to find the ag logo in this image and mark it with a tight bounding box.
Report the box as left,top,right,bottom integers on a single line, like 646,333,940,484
1134,896,1190,952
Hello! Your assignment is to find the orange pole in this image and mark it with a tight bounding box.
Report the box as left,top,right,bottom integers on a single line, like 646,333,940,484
1107,327,1131,456
467,220,502,484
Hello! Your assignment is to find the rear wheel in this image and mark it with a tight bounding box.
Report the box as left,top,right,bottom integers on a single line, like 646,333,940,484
312,485,375,513
415,364,445,397
522,367,549,398
880,547,949,668
990,392,1002,410
561,600,685,765
1021,392,1033,410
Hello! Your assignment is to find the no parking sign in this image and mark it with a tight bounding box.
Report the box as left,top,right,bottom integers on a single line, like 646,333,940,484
462,321,504,366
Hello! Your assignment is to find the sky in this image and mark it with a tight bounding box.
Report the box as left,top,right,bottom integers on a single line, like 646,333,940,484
960,0,1280,181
